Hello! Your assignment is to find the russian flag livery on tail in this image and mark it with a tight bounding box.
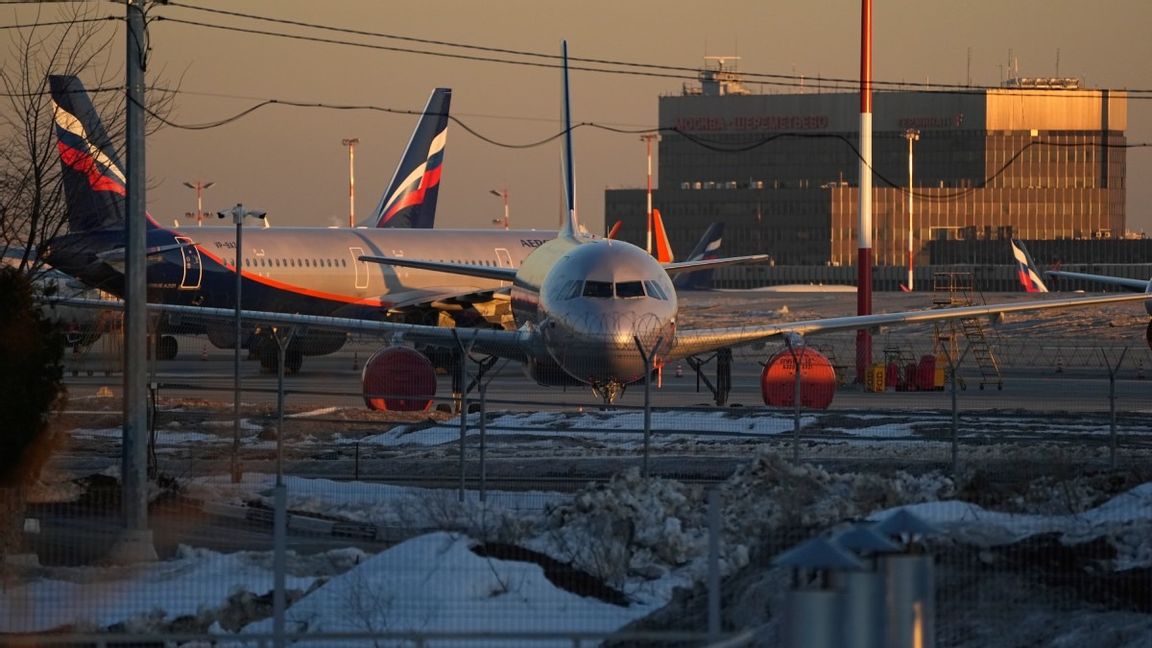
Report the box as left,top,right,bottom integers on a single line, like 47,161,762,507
370,88,450,228
1010,239,1049,293
49,75,129,232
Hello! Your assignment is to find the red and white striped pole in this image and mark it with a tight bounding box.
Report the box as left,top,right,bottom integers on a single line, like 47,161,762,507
856,0,874,383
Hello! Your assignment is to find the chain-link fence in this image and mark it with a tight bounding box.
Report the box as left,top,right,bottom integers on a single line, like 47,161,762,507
5,318,1152,646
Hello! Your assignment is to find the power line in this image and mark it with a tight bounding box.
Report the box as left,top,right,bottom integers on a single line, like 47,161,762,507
153,3,1152,99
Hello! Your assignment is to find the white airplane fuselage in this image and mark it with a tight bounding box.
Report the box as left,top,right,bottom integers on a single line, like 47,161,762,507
511,234,678,394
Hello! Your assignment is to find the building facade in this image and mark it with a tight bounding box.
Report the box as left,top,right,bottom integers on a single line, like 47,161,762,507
604,65,1129,288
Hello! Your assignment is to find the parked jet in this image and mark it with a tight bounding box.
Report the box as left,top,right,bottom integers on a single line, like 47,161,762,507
1011,238,1150,293
1011,238,1152,345
42,75,561,369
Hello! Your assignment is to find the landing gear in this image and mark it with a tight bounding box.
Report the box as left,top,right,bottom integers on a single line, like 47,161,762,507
257,335,303,374
684,347,732,406
154,335,178,360
592,380,626,406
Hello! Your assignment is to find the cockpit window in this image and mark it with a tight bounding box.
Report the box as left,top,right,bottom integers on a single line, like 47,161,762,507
615,281,645,298
582,280,614,298
560,280,583,300
644,280,669,300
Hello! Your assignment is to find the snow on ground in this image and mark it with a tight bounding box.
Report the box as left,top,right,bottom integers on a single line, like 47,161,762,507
8,408,1152,644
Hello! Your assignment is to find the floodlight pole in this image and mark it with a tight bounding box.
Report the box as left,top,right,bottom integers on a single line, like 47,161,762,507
640,134,659,255
903,129,920,291
342,138,358,227
182,180,214,226
856,0,875,383
489,188,509,229
219,203,266,483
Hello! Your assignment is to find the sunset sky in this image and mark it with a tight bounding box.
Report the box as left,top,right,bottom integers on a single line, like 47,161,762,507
7,0,1152,235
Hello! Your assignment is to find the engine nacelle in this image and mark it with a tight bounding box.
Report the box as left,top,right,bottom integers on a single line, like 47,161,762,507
760,346,837,410
523,355,584,387
297,329,347,356
361,346,436,411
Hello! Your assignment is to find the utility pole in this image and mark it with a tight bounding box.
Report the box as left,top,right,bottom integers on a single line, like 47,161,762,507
342,138,359,227
115,0,156,563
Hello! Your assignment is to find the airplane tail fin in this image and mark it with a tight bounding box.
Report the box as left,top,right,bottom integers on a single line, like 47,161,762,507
1010,239,1049,293
559,41,579,239
49,75,128,232
651,208,674,263
672,223,725,291
370,88,451,229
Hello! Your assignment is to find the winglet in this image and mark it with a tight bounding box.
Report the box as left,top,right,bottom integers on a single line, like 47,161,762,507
1010,239,1049,293
560,40,579,239
370,88,451,229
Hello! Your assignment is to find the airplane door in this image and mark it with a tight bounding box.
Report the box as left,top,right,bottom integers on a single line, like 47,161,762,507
495,248,513,285
175,236,202,290
348,246,370,290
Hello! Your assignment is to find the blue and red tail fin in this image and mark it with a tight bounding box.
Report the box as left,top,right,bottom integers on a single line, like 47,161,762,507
49,75,128,232
673,223,725,291
370,87,451,229
1010,239,1049,293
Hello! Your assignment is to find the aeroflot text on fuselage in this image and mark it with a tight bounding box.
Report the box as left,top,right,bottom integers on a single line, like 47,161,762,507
520,239,548,248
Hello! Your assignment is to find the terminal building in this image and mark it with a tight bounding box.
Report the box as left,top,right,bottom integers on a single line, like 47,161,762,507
604,59,1141,290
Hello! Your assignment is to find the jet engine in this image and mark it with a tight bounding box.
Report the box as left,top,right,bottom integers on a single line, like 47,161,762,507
760,346,837,410
361,346,436,411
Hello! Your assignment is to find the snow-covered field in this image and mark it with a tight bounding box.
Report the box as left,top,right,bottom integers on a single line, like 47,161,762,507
5,405,1152,646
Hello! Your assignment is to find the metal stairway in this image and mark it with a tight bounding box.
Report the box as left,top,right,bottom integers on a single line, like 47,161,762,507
932,272,1003,390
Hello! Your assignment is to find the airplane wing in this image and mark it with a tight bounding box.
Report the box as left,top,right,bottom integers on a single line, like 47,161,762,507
52,298,536,362
363,252,772,283
56,291,1151,370
663,254,771,276
667,292,1152,359
383,286,507,311
360,255,517,282
1045,270,1150,292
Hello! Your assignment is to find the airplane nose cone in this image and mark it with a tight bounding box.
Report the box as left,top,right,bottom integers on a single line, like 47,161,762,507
544,305,674,385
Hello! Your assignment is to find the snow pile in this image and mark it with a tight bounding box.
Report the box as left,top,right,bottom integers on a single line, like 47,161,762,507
242,532,655,647
3,546,366,634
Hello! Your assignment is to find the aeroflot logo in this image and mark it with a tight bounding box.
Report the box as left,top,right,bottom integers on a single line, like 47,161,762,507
52,103,127,196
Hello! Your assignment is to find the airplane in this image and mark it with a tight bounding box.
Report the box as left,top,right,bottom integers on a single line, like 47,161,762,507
1011,238,1151,293
1011,238,1152,344
48,52,1152,406
41,75,567,370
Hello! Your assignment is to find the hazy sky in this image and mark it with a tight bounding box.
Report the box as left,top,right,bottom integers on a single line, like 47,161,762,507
9,0,1152,234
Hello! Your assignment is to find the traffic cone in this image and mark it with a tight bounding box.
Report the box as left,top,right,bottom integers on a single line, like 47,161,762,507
352,351,359,370
201,344,208,361
675,363,684,378
1055,352,1063,374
